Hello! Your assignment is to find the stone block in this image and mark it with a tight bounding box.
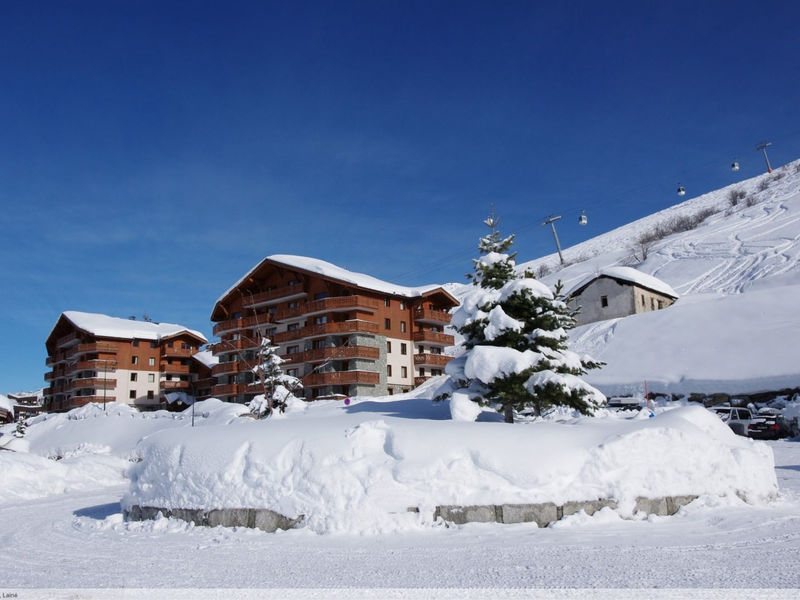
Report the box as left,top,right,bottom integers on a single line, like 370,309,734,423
666,495,698,515
561,498,618,518
500,503,558,526
435,505,499,524
635,496,669,516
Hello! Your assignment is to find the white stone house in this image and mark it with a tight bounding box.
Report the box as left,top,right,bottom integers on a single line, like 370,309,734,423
565,266,679,326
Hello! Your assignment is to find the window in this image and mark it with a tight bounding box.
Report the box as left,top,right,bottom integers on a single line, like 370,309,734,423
386,341,392,353
288,301,300,309
401,366,408,378
400,321,406,333
315,316,328,325
132,339,139,347
384,318,391,330
399,300,405,310
315,292,328,300
651,298,656,310
147,391,154,400
387,365,393,377
131,356,138,365
641,294,646,307
129,390,136,399
148,373,155,383
600,296,608,308
400,343,407,355
182,343,190,350
658,300,664,310
288,345,300,355
419,368,426,377
385,297,391,307
287,368,299,378
130,373,138,382
432,369,442,376
150,341,157,349
288,323,299,331
148,357,155,366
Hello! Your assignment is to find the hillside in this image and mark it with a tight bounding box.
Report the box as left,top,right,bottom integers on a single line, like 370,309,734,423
450,159,800,399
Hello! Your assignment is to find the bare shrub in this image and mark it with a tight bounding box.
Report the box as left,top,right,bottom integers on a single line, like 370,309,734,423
758,179,770,192
728,188,747,207
745,194,758,207
536,264,551,278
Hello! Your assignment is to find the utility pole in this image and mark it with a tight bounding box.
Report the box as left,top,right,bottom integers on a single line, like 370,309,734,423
542,215,564,265
755,141,773,173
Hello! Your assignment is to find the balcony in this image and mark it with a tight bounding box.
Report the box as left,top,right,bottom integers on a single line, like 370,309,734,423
273,296,380,323
413,307,452,326
70,396,117,407
303,371,380,387
71,377,117,390
208,338,259,354
67,359,118,375
273,320,379,344
160,362,191,375
414,377,429,387
242,285,307,308
211,383,251,397
413,353,452,368
161,380,190,390
161,346,196,359
211,361,252,377
213,313,270,337
68,342,119,359
411,330,455,346
56,331,81,349
282,345,381,365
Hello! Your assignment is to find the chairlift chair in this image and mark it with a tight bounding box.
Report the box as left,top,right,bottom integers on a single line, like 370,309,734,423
677,185,686,196
731,160,740,172
578,211,588,226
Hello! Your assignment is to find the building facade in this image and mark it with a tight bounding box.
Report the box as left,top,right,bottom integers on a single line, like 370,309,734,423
210,255,459,402
44,312,208,412
566,266,679,326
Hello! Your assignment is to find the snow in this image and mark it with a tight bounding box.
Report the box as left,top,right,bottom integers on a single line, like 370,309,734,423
216,254,446,306
0,393,13,414
54,311,207,343
499,159,800,397
191,349,218,368
565,265,679,299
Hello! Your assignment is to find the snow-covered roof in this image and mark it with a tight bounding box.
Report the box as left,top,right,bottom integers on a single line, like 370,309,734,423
54,311,207,343
566,266,679,299
192,350,219,369
0,394,13,415
216,254,454,306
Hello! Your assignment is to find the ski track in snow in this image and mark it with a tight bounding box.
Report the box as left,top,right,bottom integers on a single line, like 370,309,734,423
2,443,800,590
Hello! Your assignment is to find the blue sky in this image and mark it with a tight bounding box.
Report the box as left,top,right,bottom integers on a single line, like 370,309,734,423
2,0,799,393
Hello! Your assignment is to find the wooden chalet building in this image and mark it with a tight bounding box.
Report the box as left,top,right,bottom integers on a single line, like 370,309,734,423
44,312,209,412
210,254,459,402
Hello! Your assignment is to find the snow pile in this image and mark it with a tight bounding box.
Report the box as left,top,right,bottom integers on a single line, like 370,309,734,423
123,403,776,534
0,452,128,504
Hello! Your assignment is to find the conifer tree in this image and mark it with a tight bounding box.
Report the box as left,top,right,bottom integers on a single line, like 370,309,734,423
447,212,605,422
250,337,303,417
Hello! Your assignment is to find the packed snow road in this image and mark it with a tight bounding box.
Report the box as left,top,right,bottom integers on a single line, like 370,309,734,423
1,442,799,595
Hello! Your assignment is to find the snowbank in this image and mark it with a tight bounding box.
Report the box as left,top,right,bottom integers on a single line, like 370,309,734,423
123,404,776,534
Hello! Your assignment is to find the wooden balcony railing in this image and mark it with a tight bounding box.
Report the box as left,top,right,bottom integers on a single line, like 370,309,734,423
413,307,452,325
208,338,259,354
242,285,307,308
273,320,379,344
213,313,271,337
411,330,455,346
211,383,251,397
70,396,117,407
282,345,380,364
71,377,117,390
161,347,196,359
413,353,452,368
161,380,190,390
56,331,81,348
273,296,380,322
303,371,380,387
211,361,252,377
68,342,119,358
160,363,191,375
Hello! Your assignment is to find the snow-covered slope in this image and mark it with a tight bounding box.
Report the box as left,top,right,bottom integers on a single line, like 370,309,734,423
450,160,800,397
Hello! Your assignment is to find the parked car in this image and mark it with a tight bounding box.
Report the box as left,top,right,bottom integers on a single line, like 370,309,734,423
712,406,755,436
606,397,643,412
747,416,783,440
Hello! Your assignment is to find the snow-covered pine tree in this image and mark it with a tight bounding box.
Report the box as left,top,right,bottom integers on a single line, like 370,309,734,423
447,212,605,423
250,337,303,418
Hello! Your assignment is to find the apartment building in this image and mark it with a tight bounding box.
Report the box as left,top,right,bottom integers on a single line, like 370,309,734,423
44,311,208,412
209,254,459,402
